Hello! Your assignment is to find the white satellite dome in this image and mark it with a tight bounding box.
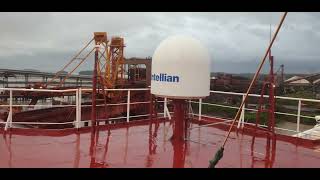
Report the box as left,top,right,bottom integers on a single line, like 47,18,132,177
151,35,211,99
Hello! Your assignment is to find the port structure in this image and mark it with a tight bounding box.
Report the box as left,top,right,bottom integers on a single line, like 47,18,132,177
0,32,150,129
94,32,125,89
23,32,129,106
44,32,125,90
92,32,126,128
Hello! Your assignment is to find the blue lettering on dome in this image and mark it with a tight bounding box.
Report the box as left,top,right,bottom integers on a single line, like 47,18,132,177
151,73,180,83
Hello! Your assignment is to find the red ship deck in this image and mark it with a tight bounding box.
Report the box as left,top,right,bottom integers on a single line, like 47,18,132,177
1,117,320,168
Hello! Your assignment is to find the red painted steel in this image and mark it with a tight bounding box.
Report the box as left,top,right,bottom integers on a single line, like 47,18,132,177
1,117,320,168
172,99,186,142
268,55,276,132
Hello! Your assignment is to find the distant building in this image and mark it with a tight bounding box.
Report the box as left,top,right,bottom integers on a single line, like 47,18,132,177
23,69,40,72
313,78,320,84
210,73,261,93
58,71,68,75
79,70,93,75
285,76,310,85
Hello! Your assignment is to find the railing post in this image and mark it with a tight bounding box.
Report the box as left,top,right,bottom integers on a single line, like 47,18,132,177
297,100,301,133
238,95,246,129
127,90,130,123
188,99,193,118
9,89,12,128
164,97,167,118
78,88,82,128
198,98,202,121
5,90,13,131
164,98,172,120
75,89,79,128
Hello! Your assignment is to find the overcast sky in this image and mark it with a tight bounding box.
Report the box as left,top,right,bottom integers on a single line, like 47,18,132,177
0,12,319,74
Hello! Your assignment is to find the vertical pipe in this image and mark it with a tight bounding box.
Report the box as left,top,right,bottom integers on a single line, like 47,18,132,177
241,95,246,128
78,87,82,128
149,91,153,122
172,139,185,168
165,104,172,120
269,55,275,133
172,99,185,141
91,47,98,128
164,97,167,118
127,90,130,123
187,99,191,118
75,89,79,128
198,98,202,121
5,90,13,131
297,100,301,133
9,90,12,128
73,133,80,168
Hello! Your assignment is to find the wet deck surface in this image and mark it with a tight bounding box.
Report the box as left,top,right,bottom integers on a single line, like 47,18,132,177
1,118,320,168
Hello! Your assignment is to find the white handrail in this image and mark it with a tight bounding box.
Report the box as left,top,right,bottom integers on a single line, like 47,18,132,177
81,88,149,92
190,90,319,136
0,87,318,102
211,90,320,103
0,87,77,93
0,105,76,107
0,87,319,137
80,102,151,107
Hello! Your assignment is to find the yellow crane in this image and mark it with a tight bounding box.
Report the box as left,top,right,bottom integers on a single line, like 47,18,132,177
45,32,125,89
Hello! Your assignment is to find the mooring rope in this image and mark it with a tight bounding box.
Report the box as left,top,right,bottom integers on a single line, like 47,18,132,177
208,12,288,168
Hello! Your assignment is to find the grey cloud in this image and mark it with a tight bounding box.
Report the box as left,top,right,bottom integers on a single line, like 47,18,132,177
0,12,319,74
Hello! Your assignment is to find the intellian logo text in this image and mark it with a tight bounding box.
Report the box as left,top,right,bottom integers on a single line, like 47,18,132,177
151,73,179,82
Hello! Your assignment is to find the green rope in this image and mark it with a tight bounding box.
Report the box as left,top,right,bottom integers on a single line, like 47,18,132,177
208,147,224,168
